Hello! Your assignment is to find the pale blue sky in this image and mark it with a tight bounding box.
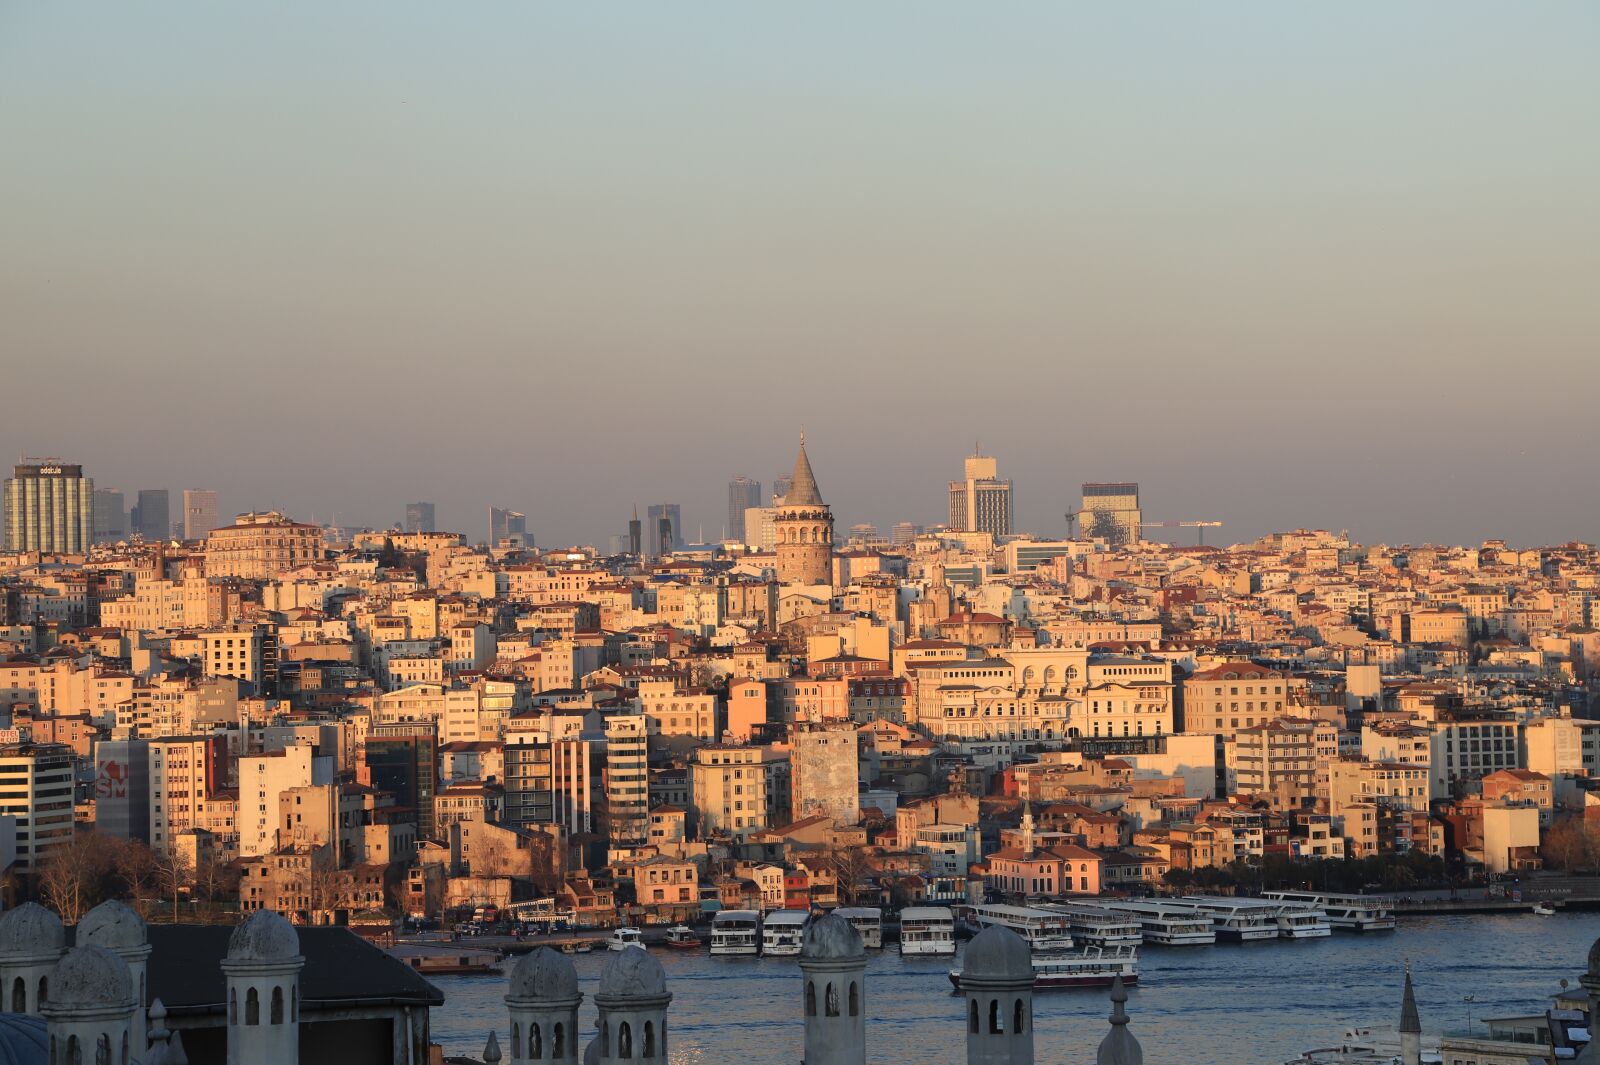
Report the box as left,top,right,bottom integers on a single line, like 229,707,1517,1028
2,3,1596,546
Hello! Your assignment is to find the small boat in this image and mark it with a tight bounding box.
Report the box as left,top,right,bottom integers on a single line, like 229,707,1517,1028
664,926,701,950
386,944,502,975
1533,902,1557,916
949,944,1139,991
607,927,644,951
559,940,594,954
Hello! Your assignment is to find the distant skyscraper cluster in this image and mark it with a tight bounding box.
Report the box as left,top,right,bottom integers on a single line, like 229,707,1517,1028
647,503,681,557
489,506,528,547
405,501,436,534
131,488,170,541
727,476,761,543
183,488,219,541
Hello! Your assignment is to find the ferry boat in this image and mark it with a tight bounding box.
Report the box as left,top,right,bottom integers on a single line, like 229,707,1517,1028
1262,891,1395,933
965,903,1074,951
1042,903,1143,948
1273,902,1332,939
1099,901,1215,945
607,927,644,951
762,909,811,956
898,907,957,956
664,926,701,950
1175,897,1282,942
949,944,1139,991
836,907,884,950
710,910,762,956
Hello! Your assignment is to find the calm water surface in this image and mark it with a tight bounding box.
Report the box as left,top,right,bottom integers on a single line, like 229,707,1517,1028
428,913,1598,1064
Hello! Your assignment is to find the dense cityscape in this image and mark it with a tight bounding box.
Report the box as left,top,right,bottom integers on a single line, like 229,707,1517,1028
1,443,1599,1063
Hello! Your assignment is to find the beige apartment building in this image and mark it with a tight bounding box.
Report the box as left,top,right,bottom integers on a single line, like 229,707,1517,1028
690,744,788,838
1233,719,1339,806
203,510,323,580
1183,662,1296,738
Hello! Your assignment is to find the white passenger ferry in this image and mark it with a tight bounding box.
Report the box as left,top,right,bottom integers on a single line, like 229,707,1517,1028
965,903,1074,951
1099,901,1216,945
1262,891,1395,933
949,944,1139,991
836,907,884,950
761,909,810,956
898,907,957,956
1041,903,1143,948
1273,902,1332,939
710,909,762,955
1175,897,1282,942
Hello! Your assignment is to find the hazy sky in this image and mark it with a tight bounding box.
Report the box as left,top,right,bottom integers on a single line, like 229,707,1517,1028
3,4,1596,548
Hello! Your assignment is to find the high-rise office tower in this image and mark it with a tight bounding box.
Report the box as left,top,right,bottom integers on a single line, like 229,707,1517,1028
773,475,793,503
182,489,219,540
131,489,170,541
628,504,643,556
489,506,528,547
1081,482,1142,545
647,503,681,557
3,460,94,553
404,501,436,533
948,451,1013,537
890,522,921,546
727,476,762,543
92,489,126,543
774,436,833,586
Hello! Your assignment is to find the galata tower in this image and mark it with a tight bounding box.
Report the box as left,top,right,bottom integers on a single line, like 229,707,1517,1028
775,434,833,586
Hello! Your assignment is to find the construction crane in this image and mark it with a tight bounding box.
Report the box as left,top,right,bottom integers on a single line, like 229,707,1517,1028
1139,520,1224,546
1063,511,1223,545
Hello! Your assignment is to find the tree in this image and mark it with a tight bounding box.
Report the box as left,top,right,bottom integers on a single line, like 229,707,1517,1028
110,838,158,914
38,832,115,923
829,846,876,907
474,831,514,879
151,848,194,924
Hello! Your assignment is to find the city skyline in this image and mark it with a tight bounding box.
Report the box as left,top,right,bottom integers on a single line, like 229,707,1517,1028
3,4,1596,549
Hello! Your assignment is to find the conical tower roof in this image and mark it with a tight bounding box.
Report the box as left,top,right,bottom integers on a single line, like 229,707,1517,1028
786,435,824,506
1400,966,1420,1034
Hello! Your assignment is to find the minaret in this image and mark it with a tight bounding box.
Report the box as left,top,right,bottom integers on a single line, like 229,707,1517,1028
41,944,139,1065
1096,975,1143,1065
506,946,583,1062
78,899,153,1052
221,909,304,1065
1020,804,1036,856
774,434,833,587
0,901,66,1014
799,914,867,1065
1399,964,1421,1065
960,926,1034,1065
588,945,671,1064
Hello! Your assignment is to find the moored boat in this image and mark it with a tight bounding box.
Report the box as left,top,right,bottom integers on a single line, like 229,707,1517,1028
607,927,644,951
665,925,702,949
710,909,762,956
898,907,957,956
949,944,1139,991
762,909,810,956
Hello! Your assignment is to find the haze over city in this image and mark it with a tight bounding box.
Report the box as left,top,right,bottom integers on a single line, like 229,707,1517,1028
4,3,1597,547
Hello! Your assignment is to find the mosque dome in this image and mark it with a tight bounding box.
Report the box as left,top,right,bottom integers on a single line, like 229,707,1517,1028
0,903,65,959
508,947,579,1002
45,945,133,1009
960,926,1033,983
801,915,862,961
0,1013,47,1065
77,900,148,953
226,909,300,963
597,945,666,999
